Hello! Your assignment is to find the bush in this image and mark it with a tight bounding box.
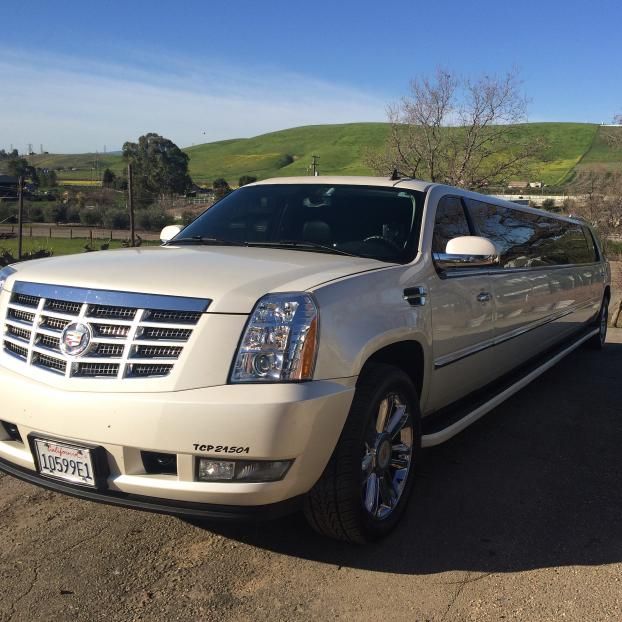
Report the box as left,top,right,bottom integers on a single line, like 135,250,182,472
102,208,130,229
239,175,257,187
80,207,103,226
277,154,294,168
181,210,195,226
27,205,45,223
541,198,556,211
135,206,173,231
0,203,16,224
43,203,68,223
65,205,81,223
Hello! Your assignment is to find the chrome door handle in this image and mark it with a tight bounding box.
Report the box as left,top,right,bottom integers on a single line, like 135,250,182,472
477,292,492,303
403,286,427,306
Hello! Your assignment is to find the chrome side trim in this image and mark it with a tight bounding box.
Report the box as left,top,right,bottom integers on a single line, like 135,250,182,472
433,252,498,270
12,282,211,313
422,327,598,447
433,298,598,369
437,260,607,279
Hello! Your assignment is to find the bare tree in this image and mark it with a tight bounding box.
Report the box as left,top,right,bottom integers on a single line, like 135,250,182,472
603,113,622,149
569,170,622,255
368,68,545,189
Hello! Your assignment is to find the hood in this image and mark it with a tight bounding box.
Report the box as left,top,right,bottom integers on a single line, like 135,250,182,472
6,246,389,313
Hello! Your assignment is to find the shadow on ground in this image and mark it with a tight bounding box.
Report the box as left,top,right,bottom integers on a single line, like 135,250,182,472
190,342,622,575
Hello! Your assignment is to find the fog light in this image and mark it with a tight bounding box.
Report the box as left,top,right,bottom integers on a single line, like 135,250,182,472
198,459,236,481
1,420,22,443
197,458,292,482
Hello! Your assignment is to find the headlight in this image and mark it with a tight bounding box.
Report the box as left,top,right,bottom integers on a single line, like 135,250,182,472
0,265,16,294
231,293,319,383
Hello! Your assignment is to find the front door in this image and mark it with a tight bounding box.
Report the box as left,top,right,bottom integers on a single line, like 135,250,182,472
425,195,495,413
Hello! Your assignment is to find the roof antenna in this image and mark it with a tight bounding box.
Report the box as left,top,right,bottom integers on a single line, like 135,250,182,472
390,169,400,181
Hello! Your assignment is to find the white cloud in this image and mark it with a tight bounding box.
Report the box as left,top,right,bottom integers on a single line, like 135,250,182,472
0,49,387,153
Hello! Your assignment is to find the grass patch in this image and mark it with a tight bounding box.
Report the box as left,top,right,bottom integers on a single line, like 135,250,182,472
0,237,159,257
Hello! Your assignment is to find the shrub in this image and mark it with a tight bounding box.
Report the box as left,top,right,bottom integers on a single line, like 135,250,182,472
43,203,68,223
181,210,195,226
0,203,16,224
102,208,130,229
239,175,257,187
65,205,81,223
27,205,45,223
135,205,173,231
80,207,103,226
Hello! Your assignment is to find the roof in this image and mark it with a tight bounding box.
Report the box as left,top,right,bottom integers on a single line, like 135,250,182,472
251,176,431,193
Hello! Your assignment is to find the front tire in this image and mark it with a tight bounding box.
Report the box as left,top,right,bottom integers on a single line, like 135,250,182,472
304,363,421,543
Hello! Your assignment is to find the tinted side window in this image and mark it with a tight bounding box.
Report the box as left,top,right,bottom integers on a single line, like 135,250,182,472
465,199,597,267
432,196,470,253
582,226,599,262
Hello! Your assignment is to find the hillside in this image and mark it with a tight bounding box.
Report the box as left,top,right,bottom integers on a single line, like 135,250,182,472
13,122,622,187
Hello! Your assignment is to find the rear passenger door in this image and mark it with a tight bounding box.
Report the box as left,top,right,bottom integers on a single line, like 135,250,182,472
463,200,601,377
427,196,495,413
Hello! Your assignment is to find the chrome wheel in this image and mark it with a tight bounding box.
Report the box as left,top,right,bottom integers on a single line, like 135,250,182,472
361,392,414,520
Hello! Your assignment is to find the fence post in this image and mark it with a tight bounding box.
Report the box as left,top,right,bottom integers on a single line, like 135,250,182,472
70,228,73,240
90,230,93,246
49,227,52,239
30,226,32,237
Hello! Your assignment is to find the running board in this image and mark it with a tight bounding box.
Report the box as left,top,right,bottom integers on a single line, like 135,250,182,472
421,328,599,448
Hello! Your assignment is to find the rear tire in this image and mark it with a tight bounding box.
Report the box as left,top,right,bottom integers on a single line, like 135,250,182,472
304,363,421,543
587,295,609,350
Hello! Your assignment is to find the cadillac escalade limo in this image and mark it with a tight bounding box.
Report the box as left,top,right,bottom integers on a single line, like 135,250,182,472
0,176,610,542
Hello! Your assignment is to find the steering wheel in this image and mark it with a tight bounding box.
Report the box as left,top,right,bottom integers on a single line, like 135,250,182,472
362,236,402,253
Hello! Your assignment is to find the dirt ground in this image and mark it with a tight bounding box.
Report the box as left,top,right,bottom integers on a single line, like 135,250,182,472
1,332,622,622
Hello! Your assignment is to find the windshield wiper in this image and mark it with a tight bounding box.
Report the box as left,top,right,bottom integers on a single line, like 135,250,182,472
170,236,248,247
247,240,356,257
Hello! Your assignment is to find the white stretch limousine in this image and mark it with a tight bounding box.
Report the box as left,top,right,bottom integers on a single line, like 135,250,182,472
0,176,610,542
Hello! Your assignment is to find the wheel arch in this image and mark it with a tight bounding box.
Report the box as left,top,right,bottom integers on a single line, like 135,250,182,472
358,340,426,401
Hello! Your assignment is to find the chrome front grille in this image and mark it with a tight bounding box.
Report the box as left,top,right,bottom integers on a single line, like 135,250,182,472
2,282,210,380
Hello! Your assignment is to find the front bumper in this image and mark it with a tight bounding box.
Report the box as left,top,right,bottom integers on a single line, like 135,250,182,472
0,366,355,513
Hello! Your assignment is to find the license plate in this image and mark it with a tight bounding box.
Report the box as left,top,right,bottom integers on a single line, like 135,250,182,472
33,438,97,487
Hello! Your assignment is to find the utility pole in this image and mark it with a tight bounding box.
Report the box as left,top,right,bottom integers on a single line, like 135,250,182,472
17,176,24,259
127,163,135,247
311,155,320,176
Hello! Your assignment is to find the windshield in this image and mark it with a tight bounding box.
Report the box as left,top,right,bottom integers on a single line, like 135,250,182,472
175,184,425,263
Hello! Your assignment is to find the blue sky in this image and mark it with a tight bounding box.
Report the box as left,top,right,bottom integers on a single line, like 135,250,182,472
1,0,621,153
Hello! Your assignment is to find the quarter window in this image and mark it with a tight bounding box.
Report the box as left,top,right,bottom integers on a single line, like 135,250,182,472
464,199,596,267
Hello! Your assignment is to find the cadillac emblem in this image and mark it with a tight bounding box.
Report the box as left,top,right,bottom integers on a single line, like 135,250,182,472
60,322,92,357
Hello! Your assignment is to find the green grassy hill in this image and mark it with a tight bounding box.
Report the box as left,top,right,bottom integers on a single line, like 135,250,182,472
12,122,622,187
184,122,390,183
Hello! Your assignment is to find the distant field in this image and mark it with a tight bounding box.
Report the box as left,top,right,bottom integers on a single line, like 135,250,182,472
60,180,103,187
9,122,622,187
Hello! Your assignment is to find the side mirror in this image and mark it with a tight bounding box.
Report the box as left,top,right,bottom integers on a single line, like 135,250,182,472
433,236,499,270
160,225,182,243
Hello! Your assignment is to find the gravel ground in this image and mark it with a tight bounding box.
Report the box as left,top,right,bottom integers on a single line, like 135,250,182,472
1,331,622,622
